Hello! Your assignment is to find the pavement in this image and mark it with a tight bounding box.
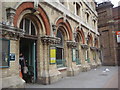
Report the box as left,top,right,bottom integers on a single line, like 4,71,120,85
25,66,118,88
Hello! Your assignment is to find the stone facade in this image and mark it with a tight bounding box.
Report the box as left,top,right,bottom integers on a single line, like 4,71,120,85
97,1,120,66
0,0,101,88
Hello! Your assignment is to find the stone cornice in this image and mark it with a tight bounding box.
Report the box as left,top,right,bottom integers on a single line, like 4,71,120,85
41,35,60,45
0,23,24,40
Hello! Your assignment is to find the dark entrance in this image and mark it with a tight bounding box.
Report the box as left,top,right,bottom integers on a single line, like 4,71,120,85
20,38,37,83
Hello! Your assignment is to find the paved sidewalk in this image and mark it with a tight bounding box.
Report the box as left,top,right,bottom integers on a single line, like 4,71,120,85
25,66,118,88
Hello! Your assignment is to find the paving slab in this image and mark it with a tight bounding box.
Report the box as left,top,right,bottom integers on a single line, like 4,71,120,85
25,66,118,88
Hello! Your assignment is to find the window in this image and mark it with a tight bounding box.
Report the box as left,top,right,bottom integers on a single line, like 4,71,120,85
72,49,80,65
76,3,80,16
56,30,65,67
93,20,96,27
0,38,10,68
59,0,64,5
20,18,36,35
85,50,90,63
86,13,89,23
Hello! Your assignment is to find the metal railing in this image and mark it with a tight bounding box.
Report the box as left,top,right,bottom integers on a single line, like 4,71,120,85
76,58,81,65
56,59,66,68
86,58,90,63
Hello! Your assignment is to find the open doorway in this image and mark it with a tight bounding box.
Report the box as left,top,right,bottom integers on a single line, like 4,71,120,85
19,38,37,83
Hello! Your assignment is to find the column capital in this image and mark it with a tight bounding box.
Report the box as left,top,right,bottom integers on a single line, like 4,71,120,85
81,44,89,49
41,35,60,45
66,41,78,48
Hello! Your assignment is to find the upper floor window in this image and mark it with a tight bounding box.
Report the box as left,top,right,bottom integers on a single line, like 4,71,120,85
86,13,89,23
59,0,64,5
76,3,80,16
93,20,96,27
20,18,36,36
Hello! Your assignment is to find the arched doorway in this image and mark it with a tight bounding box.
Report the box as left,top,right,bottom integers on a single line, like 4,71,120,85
19,16,38,83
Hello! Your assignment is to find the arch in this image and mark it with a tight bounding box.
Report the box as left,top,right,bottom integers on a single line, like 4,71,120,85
94,37,99,48
13,2,51,35
87,33,93,46
76,27,85,44
56,18,72,40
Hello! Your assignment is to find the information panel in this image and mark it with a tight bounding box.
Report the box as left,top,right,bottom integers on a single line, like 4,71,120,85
72,49,76,62
50,47,56,64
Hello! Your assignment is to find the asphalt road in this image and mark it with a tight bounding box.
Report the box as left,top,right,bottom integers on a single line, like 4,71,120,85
25,66,118,88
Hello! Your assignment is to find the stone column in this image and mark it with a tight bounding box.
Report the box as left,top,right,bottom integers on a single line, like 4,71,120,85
6,8,16,26
67,41,79,76
40,35,61,84
81,44,91,71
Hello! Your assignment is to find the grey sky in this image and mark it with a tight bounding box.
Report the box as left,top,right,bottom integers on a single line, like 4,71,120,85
95,0,120,7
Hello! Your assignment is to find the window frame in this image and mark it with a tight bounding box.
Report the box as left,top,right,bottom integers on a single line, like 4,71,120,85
56,30,65,68
0,38,10,68
20,18,36,36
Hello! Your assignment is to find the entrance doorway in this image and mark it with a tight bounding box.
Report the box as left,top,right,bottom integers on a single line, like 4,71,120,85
20,38,37,83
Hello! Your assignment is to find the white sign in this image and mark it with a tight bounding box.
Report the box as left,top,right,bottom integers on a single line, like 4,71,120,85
116,31,120,43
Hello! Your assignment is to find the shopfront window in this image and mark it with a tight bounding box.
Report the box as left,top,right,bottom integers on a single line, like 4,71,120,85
56,30,65,68
0,38,10,68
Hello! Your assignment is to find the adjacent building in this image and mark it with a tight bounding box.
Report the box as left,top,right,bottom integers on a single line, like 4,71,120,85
97,1,120,66
0,0,101,88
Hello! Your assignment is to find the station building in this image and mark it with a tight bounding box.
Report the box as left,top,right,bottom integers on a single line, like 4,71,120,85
0,0,101,88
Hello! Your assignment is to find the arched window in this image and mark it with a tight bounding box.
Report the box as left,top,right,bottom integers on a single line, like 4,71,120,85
56,30,65,67
86,13,89,23
20,18,36,35
76,3,80,16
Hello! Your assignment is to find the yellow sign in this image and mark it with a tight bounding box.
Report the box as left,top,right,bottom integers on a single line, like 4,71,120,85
50,47,56,64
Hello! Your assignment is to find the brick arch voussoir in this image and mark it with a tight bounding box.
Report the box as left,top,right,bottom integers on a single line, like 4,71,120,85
13,2,50,35
88,34,93,46
76,28,85,44
56,18,72,40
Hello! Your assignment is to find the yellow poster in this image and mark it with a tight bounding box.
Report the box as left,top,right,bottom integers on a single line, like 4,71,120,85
50,47,56,64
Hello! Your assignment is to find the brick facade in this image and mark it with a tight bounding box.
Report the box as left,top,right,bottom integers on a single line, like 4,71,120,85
97,2,120,66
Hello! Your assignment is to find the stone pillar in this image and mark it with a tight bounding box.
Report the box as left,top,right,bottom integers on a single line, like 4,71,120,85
6,8,16,26
90,47,98,68
40,35,61,84
66,41,79,76
96,49,102,66
81,44,91,71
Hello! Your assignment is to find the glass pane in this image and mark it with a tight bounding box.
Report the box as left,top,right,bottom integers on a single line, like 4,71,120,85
56,30,63,46
20,19,23,29
56,47,62,60
31,22,36,35
0,39,9,67
25,18,30,34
